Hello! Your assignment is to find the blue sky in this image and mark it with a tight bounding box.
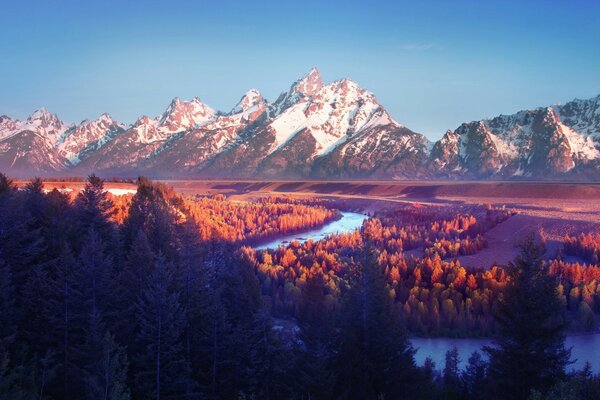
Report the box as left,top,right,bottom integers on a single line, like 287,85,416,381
1,0,599,139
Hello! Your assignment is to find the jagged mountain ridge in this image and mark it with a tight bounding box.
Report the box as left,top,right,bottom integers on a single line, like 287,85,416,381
1,69,599,179
430,98,600,178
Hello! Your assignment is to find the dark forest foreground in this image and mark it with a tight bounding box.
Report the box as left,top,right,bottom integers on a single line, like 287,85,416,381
0,174,599,399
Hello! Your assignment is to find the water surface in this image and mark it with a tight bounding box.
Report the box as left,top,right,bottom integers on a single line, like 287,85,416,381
411,334,600,372
254,211,367,250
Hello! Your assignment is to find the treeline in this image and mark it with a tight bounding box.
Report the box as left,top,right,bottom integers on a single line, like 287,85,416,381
184,194,340,244
361,206,513,256
564,232,600,264
109,190,340,244
242,238,508,337
549,259,600,332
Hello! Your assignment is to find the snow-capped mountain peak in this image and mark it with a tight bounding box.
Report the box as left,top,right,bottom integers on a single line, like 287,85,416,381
21,108,71,144
57,113,126,164
269,68,325,117
266,75,406,158
228,89,267,123
0,115,22,140
231,89,264,113
0,69,598,180
292,67,323,97
158,97,215,133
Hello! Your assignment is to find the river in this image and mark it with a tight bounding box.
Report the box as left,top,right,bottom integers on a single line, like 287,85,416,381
254,211,368,250
253,210,600,372
412,334,600,372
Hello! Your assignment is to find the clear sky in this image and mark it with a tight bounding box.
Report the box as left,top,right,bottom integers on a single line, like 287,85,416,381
1,0,599,140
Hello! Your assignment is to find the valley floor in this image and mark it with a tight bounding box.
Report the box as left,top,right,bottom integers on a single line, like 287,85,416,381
159,179,600,265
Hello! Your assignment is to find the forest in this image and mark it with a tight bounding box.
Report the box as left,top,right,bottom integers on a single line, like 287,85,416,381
0,174,599,400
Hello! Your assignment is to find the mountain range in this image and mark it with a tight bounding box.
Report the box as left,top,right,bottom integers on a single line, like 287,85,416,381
1,68,599,180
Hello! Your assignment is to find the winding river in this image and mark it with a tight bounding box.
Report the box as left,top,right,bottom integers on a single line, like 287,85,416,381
253,210,600,372
254,211,368,250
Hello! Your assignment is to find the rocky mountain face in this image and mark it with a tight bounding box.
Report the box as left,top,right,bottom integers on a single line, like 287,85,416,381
0,69,598,179
430,97,600,179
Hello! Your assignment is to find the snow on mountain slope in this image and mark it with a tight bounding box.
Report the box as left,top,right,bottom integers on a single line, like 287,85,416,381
268,67,324,117
128,97,216,145
0,130,69,174
0,115,22,140
248,71,429,177
158,97,215,133
229,89,266,121
22,108,72,145
312,117,429,178
0,69,599,179
268,78,395,157
554,94,600,138
142,91,268,173
58,113,126,164
431,103,600,178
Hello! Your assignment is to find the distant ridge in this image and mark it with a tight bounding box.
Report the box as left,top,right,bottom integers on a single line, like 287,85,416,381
1,69,599,180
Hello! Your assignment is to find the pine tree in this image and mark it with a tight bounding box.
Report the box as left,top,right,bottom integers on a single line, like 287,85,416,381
115,229,155,345
442,347,463,400
84,332,131,400
22,178,48,227
68,228,115,399
484,235,572,399
122,177,179,258
74,174,116,244
0,173,14,196
134,254,185,400
245,306,296,400
296,271,335,399
333,243,418,399
462,351,488,400
0,260,16,355
74,228,114,329
0,260,17,398
174,219,205,398
45,245,78,399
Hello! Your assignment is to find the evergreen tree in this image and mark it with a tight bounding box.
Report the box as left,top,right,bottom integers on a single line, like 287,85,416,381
173,219,205,398
211,247,262,398
122,177,179,258
333,243,418,399
45,246,78,399
443,347,463,400
134,254,185,400
420,357,442,399
73,174,116,245
484,235,572,399
296,271,335,399
0,260,16,355
22,178,48,227
115,229,155,345
70,228,114,398
462,352,488,400
245,306,296,400
0,173,14,196
44,188,77,260
84,332,131,400
0,260,17,399
73,228,114,330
